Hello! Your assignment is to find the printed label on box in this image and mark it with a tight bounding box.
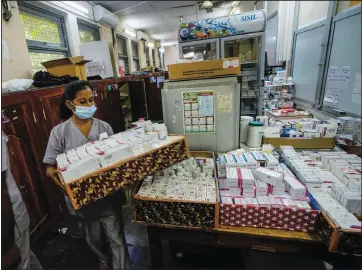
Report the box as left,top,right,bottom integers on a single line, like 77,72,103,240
207,125,214,131
199,117,206,124
185,125,192,132
192,103,198,110
200,125,207,131
184,103,191,110
185,111,191,117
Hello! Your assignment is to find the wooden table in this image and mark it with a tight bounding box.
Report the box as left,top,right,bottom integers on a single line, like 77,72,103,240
146,224,360,269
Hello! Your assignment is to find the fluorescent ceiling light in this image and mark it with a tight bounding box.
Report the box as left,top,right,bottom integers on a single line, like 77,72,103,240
60,1,89,14
231,1,240,7
124,29,136,37
202,1,213,8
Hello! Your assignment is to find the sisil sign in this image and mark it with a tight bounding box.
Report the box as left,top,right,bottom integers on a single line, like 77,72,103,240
179,10,265,42
240,14,257,22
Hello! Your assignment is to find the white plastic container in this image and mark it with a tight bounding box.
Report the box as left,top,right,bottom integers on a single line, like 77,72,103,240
239,116,253,143
246,121,264,148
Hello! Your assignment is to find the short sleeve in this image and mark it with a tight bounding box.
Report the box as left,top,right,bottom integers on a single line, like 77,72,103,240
43,128,63,165
2,133,9,172
106,123,114,136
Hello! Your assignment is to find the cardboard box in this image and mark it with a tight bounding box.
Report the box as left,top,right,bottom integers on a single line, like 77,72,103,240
42,56,90,80
168,58,240,80
263,137,335,149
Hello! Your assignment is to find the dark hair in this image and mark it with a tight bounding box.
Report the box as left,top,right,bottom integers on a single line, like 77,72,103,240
59,80,93,121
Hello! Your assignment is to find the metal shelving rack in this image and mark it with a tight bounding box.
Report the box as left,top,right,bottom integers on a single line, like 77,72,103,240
262,83,295,115
240,62,260,118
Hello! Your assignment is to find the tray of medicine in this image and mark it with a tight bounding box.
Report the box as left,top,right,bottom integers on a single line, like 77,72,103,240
57,134,189,210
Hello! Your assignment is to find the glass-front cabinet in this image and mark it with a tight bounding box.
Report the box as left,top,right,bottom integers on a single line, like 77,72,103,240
179,39,220,61
221,34,264,117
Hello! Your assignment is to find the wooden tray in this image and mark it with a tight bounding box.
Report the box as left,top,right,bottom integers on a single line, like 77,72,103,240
317,212,361,255
133,151,219,229
59,135,189,210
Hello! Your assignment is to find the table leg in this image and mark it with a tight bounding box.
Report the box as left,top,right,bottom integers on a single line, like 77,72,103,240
147,226,163,269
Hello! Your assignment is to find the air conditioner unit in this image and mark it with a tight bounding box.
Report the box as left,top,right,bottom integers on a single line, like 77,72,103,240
93,5,119,29
136,31,150,41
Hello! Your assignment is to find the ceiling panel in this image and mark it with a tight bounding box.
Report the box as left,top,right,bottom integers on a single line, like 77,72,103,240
153,1,198,10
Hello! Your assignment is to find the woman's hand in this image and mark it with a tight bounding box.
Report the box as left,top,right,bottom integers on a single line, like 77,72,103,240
46,166,66,192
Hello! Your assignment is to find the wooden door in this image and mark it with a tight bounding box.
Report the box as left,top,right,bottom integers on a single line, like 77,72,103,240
129,79,147,121
2,103,48,233
29,86,68,217
145,76,163,121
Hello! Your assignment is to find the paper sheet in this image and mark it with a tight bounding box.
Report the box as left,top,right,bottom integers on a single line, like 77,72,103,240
352,72,361,104
157,76,164,88
218,92,232,112
182,91,214,133
324,66,351,104
2,39,10,61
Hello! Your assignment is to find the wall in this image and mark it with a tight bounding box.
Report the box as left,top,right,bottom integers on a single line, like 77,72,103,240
337,1,361,13
1,1,33,81
164,43,179,70
2,0,158,81
297,1,329,29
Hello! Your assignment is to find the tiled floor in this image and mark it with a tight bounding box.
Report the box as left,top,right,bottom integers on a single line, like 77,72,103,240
32,200,358,269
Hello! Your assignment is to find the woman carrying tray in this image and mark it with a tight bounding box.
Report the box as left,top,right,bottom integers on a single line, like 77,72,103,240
43,80,130,270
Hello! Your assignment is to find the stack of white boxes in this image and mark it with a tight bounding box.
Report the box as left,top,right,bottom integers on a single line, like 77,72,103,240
57,123,169,182
137,156,216,202
219,149,313,210
281,145,362,227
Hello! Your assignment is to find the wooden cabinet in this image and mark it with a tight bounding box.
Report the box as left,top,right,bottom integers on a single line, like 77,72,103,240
128,74,164,122
144,75,163,121
2,92,51,242
129,79,147,121
90,78,126,133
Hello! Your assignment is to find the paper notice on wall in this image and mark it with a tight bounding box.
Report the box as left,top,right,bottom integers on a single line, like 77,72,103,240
324,66,351,104
182,91,214,133
2,39,10,61
352,72,361,104
218,92,232,113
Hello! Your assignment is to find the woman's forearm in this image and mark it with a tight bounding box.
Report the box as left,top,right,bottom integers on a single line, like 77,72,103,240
46,165,57,179
46,165,65,190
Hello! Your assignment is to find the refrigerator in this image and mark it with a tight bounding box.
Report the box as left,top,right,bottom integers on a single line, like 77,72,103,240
178,10,266,116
